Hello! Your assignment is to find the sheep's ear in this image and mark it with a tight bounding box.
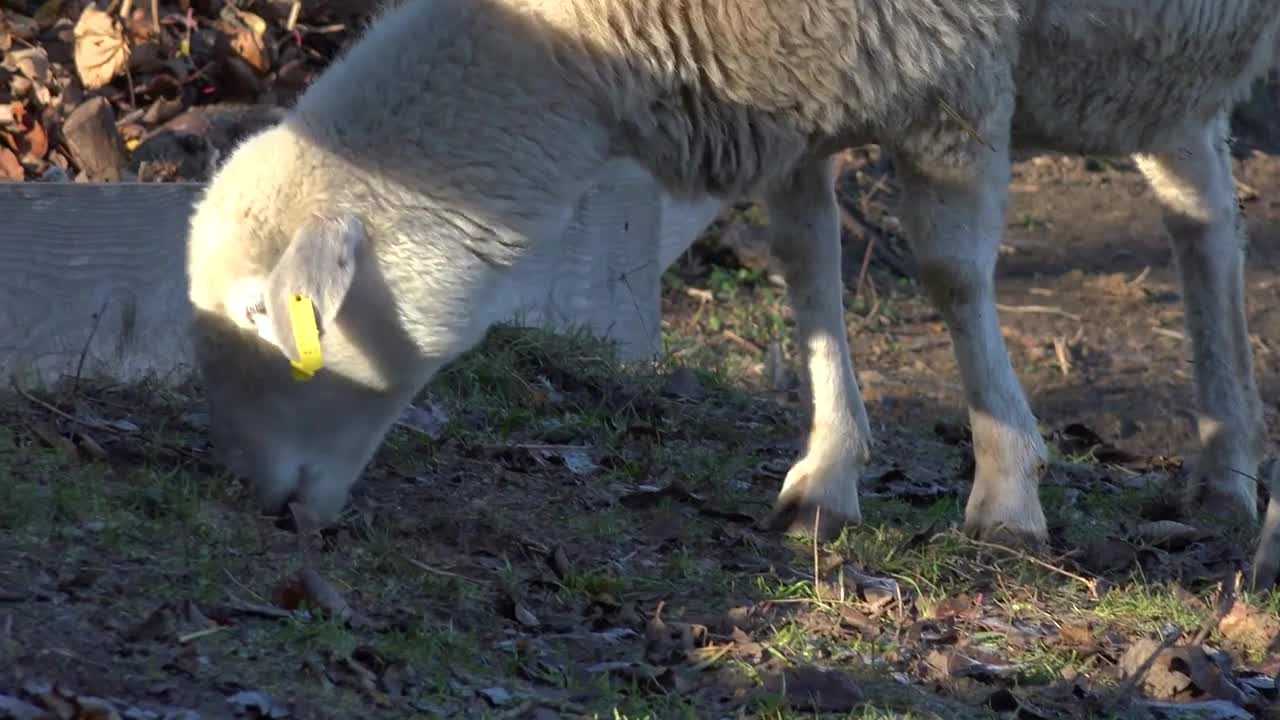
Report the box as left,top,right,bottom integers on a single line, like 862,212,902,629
259,214,368,363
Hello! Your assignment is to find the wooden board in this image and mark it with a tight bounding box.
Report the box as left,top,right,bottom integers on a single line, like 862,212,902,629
0,174,720,390
0,182,205,389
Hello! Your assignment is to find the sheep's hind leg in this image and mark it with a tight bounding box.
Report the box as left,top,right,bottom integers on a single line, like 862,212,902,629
1133,112,1264,525
894,99,1048,546
761,155,871,541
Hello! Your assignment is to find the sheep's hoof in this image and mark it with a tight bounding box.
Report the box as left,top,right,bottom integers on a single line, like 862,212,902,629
1183,464,1259,530
760,499,858,542
963,520,1048,553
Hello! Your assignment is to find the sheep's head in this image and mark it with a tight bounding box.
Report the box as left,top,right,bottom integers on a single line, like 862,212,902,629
186,133,419,525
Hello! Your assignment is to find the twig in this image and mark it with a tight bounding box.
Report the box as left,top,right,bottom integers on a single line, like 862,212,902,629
286,0,302,31
150,0,160,33
11,377,111,431
957,532,1100,598
222,594,294,621
721,329,761,354
178,625,228,644
995,303,1082,321
72,300,109,397
224,568,269,604
402,555,487,586
812,506,822,601
1053,336,1071,377
12,376,212,466
855,232,876,301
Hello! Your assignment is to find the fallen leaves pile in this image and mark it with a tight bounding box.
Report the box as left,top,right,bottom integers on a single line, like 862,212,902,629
0,0,377,183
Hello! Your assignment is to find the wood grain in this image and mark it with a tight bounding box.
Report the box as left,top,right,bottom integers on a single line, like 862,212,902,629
0,182,205,388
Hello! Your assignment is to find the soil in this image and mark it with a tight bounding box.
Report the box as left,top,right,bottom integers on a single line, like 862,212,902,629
4,2,1280,718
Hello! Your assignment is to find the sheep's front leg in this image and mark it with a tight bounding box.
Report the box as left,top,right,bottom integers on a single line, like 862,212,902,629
761,156,871,541
895,120,1048,545
1133,113,1264,523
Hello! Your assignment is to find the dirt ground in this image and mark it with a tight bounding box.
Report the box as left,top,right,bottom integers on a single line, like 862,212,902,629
857,150,1280,463
4,2,1280,719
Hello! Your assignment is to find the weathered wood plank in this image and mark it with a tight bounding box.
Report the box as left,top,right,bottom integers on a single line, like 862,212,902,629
0,171,720,389
0,182,205,389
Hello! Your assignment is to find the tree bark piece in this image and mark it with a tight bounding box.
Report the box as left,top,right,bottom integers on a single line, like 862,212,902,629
62,96,128,182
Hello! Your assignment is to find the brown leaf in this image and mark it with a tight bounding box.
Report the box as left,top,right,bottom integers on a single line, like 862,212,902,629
947,647,1024,682
1118,639,1250,705
763,665,864,712
1135,520,1204,550
1218,601,1280,653
0,148,22,181
547,545,572,581
1055,622,1100,653
15,117,47,163
865,467,952,504
220,9,271,74
271,567,352,622
644,603,708,665
1,13,38,42
932,593,981,621
72,5,130,90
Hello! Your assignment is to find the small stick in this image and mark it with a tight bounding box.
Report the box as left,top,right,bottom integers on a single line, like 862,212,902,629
402,555,486,585
958,532,1100,598
855,233,876,300
178,625,228,644
222,594,294,620
995,304,1082,321
286,0,302,32
11,377,111,430
1053,336,1071,376
71,302,108,397
721,329,761,354
151,0,160,33
812,506,822,601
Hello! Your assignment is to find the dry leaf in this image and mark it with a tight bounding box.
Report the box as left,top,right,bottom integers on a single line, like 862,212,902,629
1135,520,1203,550
14,115,47,163
0,148,22,181
1,12,39,41
1218,601,1280,653
73,5,130,90
222,9,271,74
33,0,65,24
271,567,353,622
762,666,864,712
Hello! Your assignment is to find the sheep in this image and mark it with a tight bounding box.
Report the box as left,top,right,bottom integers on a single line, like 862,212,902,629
185,0,1280,581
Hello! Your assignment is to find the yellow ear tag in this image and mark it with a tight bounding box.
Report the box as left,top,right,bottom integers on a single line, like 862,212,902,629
288,293,324,381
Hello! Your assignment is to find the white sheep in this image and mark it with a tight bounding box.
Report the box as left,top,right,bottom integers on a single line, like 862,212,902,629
185,0,1280,585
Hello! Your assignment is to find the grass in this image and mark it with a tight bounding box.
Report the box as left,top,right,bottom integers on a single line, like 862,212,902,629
2,260,1278,720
